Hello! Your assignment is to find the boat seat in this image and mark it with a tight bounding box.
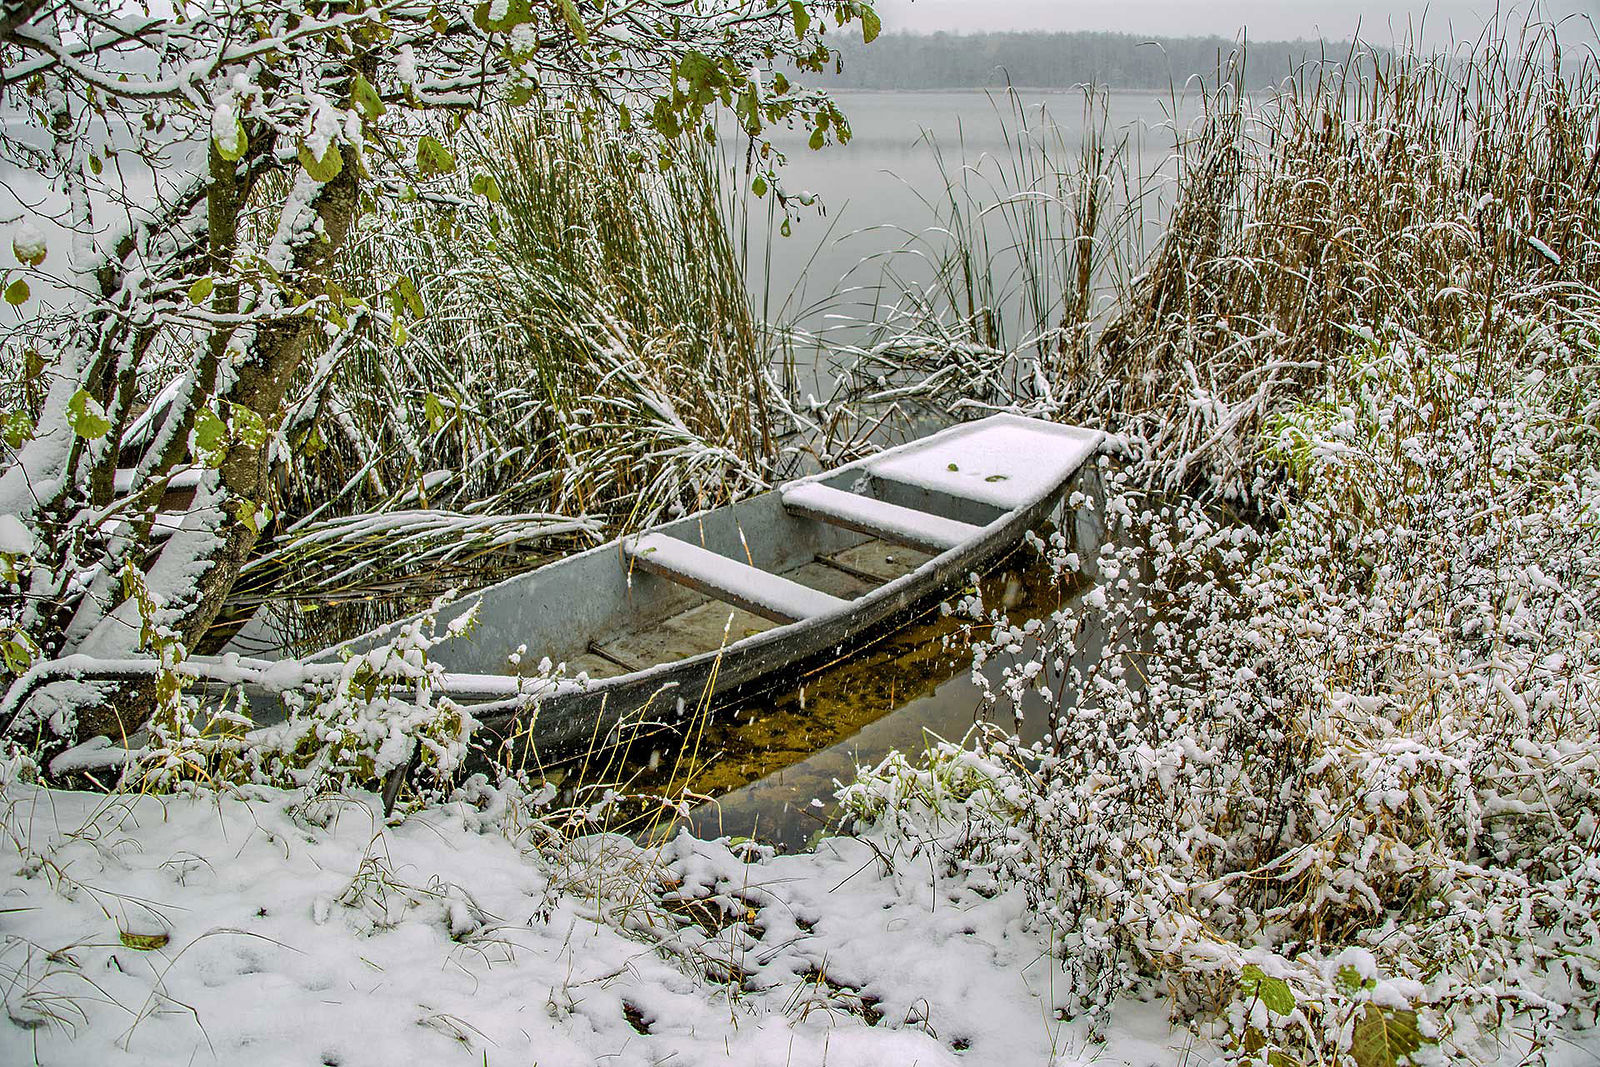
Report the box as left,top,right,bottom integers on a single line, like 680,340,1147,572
780,482,982,555
623,533,849,625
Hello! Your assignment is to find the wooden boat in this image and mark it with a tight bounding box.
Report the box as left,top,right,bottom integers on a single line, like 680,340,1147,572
290,414,1103,760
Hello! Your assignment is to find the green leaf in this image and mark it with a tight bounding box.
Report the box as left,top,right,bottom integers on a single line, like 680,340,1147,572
11,232,44,267
808,126,825,151
558,0,588,45
1260,976,1296,1017
1,409,33,449
351,74,387,120
214,119,248,162
118,929,170,951
233,499,266,536
232,406,268,448
193,405,226,460
789,0,810,39
1336,964,1371,994
779,217,791,238
470,173,502,203
396,275,425,319
1351,1005,1424,1067
859,3,881,43
415,135,456,177
66,389,110,440
1,637,36,674
751,175,767,198
4,278,27,305
473,0,531,33
188,276,214,304
424,392,447,433
298,139,343,183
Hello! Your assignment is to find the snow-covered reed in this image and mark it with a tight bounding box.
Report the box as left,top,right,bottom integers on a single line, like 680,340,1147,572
238,107,773,616
835,21,1600,1065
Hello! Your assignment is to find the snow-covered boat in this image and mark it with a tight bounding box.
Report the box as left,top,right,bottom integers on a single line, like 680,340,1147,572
296,414,1105,764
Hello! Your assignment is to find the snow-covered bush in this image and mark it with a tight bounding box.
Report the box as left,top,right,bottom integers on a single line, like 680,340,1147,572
86,599,488,806
249,605,483,801
843,320,1600,1063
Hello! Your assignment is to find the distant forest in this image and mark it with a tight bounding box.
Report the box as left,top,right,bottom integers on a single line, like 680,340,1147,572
823,31,1375,91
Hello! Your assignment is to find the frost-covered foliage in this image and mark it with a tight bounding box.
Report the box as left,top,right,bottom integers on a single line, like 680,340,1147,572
842,321,1600,1064
0,0,876,739
265,109,775,555
32,600,495,807
829,35,1600,1061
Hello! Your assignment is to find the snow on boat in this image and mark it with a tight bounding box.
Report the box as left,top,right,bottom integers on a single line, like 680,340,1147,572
269,414,1103,757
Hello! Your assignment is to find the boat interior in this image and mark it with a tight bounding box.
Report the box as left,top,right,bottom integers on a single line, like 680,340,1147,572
568,538,937,682
319,461,1011,681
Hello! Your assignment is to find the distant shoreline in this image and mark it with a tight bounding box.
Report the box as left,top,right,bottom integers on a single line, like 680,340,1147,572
821,86,1217,96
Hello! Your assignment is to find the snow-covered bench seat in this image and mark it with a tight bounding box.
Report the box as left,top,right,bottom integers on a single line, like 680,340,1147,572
780,482,982,554
623,533,848,625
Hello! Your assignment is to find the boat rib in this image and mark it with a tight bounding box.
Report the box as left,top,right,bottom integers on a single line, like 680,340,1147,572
780,482,982,554
623,533,849,625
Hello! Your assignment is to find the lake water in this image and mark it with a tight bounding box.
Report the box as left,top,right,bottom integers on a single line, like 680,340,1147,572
727,89,1202,350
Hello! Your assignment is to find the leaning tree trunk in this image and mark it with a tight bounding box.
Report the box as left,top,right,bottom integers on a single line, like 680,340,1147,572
3,54,369,744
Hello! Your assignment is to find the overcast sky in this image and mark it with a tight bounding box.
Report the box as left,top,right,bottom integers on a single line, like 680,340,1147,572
872,1,1599,43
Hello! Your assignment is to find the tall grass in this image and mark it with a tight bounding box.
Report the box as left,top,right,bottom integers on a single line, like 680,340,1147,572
1081,19,1600,496
802,86,1163,438
234,108,774,635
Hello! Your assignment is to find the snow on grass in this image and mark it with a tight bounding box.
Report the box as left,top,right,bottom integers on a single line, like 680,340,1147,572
0,768,1186,1066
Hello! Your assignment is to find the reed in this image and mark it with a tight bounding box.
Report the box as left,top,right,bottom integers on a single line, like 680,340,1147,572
1080,19,1600,497
233,108,774,631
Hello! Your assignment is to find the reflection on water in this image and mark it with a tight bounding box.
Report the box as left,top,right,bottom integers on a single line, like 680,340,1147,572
581,471,1112,851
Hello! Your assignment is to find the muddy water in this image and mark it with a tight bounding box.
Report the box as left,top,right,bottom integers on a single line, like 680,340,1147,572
580,477,1112,852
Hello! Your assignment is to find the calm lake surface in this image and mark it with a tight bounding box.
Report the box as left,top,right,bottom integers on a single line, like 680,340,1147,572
728,89,1202,345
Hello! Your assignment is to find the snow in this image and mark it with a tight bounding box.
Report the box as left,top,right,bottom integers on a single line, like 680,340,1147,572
0,773,1195,1067
5,771,1592,1067
0,511,36,555
868,414,1104,510
11,220,46,264
625,533,848,623
211,96,240,157
302,93,340,165
781,481,983,553
395,45,417,87
112,467,203,494
47,735,134,774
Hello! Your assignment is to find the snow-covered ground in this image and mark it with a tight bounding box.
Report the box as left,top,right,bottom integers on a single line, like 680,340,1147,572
0,773,1195,1066
5,770,1596,1066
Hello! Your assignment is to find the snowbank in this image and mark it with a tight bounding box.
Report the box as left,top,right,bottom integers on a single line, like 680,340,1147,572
0,773,1185,1066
